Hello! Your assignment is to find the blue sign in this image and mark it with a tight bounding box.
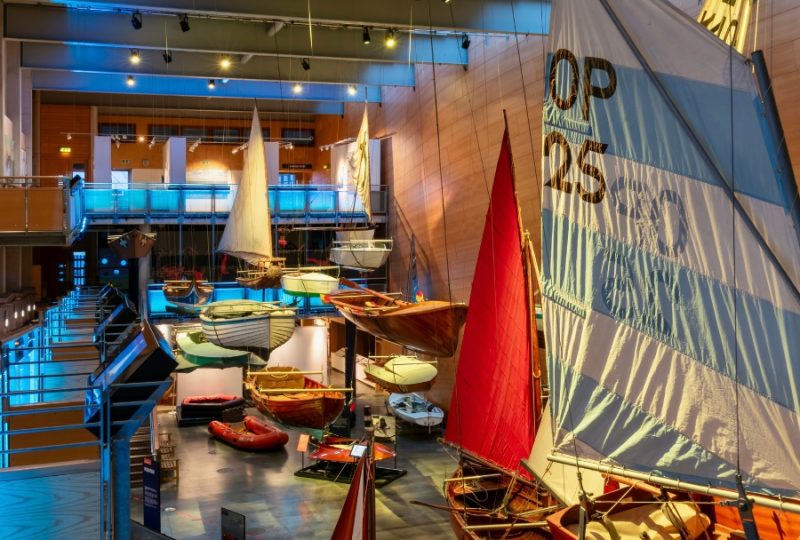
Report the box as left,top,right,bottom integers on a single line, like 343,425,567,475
142,457,161,532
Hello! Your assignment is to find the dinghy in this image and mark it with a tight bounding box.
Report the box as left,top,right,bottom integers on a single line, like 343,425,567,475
208,416,289,452
163,278,213,310
386,393,443,428
309,435,395,463
200,299,296,351
108,229,156,259
280,270,340,298
363,355,437,393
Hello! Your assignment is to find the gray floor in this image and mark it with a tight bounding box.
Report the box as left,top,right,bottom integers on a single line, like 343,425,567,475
131,381,459,539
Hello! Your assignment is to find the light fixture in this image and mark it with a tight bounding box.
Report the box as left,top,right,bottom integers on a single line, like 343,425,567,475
162,50,172,64
59,146,71,154
138,135,145,142
115,140,121,149
362,27,371,45
292,83,303,94
461,32,471,50
220,56,232,69
149,136,156,149
126,75,136,87
208,79,216,89
130,11,142,30
385,29,397,48
178,14,190,32
443,0,451,3
3,319,7,327
301,58,311,71
189,139,201,152
129,49,141,64
347,85,357,96
14,311,18,319
66,133,72,140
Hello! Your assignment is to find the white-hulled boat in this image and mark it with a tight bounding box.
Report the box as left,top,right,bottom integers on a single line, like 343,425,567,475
200,299,296,351
330,238,393,271
386,392,444,428
335,227,375,242
280,270,340,297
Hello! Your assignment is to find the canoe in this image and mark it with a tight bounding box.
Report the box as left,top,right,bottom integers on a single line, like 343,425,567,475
108,229,157,258
364,355,437,393
247,366,346,429
309,435,395,463
322,287,467,357
280,271,340,297
329,239,393,271
386,393,444,427
200,299,296,350
208,416,289,451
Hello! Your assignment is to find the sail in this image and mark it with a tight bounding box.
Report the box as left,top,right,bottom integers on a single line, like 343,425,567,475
445,129,539,473
331,453,373,540
543,0,800,495
352,106,372,221
217,107,273,263
696,0,752,53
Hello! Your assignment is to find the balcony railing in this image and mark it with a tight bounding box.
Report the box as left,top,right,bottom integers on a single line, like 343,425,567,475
0,176,85,243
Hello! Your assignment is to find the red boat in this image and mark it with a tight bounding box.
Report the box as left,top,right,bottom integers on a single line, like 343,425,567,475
208,416,289,451
309,435,395,463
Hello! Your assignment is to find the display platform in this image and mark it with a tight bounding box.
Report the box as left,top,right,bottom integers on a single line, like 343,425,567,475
294,460,406,488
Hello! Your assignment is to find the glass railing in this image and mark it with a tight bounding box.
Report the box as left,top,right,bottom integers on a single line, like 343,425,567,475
0,176,85,241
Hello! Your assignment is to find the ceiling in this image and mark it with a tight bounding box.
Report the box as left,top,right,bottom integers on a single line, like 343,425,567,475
5,0,550,116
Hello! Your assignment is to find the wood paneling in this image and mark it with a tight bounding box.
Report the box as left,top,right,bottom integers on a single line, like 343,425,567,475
40,104,92,181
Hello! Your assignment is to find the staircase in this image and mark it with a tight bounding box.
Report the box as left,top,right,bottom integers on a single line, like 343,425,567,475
129,420,153,487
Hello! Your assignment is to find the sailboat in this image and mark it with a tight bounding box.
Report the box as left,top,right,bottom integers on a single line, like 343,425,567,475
219,107,284,289
532,0,800,537
329,106,393,271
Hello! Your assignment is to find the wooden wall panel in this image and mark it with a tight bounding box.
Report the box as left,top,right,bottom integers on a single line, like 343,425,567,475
40,104,92,181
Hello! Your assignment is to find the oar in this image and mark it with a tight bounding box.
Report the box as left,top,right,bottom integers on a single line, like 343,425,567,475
409,500,494,515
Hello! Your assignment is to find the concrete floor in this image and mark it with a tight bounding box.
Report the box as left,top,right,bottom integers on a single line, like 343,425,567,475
131,381,458,539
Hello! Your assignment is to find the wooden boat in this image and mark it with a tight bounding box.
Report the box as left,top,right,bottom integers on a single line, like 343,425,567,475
246,366,346,429
208,416,289,452
364,355,437,393
175,329,252,371
322,283,467,358
386,393,443,427
309,435,394,463
218,107,284,290
163,278,214,309
280,269,340,297
108,229,156,258
200,299,296,351
329,239,393,271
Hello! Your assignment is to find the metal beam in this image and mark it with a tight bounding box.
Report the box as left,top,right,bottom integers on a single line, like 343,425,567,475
15,0,551,34
22,42,415,87
6,4,468,65
31,71,367,110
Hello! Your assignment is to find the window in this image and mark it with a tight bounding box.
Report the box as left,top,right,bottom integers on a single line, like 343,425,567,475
182,126,206,139
279,173,296,185
209,127,240,144
281,128,314,147
73,251,86,287
99,123,136,141
148,124,180,138
111,169,130,190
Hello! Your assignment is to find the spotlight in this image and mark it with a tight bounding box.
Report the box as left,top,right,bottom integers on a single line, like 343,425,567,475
66,133,72,140
461,32,471,50
138,135,145,142
292,83,303,94
347,85,357,96
208,79,216,89
443,0,451,3
115,140,121,149
179,14,190,32
126,75,136,87
220,56,232,69
162,50,172,64
301,58,311,71
130,11,142,30
362,27,371,45
129,49,141,64
385,29,397,49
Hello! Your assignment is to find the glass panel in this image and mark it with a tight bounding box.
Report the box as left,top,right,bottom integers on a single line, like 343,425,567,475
111,170,129,190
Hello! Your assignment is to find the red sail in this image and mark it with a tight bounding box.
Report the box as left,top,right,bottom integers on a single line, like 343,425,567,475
444,128,540,474
331,453,374,540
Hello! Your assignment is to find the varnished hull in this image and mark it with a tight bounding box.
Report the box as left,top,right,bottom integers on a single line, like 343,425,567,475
163,280,214,308
236,263,284,290
309,436,395,463
108,229,157,259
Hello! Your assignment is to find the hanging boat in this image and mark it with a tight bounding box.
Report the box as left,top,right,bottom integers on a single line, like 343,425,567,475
364,356,437,393
309,435,395,463
386,393,443,428
218,106,284,289
322,283,467,358
163,278,214,309
200,299,296,351
329,239,393,271
246,366,346,429
280,269,340,298
107,229,156,259
335,225,376,242
208,415,289,452
535,0,800,536
174,329,253,371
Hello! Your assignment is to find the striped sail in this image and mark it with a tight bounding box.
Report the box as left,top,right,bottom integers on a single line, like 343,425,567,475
542,0,800,495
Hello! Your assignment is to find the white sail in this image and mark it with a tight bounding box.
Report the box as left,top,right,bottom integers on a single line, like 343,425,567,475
351,106,372,221
218,107,273,263
543,0,800,496
696,0,752,53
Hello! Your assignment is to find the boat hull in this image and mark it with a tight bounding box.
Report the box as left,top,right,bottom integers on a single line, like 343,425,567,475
108,229,157,259
330,239,392,270
281,272,339,298
163,280,214,308
208,416,289,451
309,435,395,463
363,356,437,393
386,393,444,427
200,300,296,350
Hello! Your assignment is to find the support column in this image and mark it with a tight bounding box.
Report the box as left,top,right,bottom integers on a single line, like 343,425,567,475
163,137,186,184
20,70,32,177
112,436,131,540
138,224,151,320
93,136,111,183
344,320,357,429
4,41,22,176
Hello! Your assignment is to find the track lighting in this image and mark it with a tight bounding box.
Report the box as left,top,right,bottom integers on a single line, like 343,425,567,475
179,14,190,32
443,0,451,3
138,135,145,142
220,56,232,69
129,49,141,64
66,133,72,140
362,27,371,45
301,58,311,71
292,83,303,94
126,75,136,87
208,79,216,89
115,140,121,149
189,139,201,152
162,50,172,63
347,85,357,96
130,11,142,30
461,32,471,50
385,29,397,49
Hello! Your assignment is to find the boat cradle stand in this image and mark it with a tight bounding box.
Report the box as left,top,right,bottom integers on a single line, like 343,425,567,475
294,458,406,488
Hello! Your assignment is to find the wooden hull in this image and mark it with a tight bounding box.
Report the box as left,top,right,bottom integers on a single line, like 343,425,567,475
363,356,437,393
330,239,392,270
108,229,157,259
324,291,467,357
208,416,289,451
280,272,339,297
309,436,395,463
200,300,296,350
236,261,284,290
163,280,213,308
248,368,345,429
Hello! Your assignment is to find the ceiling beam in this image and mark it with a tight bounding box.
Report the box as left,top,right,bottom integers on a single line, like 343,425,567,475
5,4,468,65
22,43,415,87
31,71,376,109
10,0,550,34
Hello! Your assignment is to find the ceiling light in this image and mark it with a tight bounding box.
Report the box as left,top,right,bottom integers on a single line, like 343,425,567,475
461,32,471,50
138,135,145,142
130,11,142,30
129,49,141,64
347,85,357,96
362,27,371,45
66,133,72,140
126,75,136,87
443,0,452,3
292,83,303,94
162,50,172,64
179,14,190,32
301,58,311,71
385,29,397,49
220,56,232,69
221,78,230,84
115,140,121,149
208,79,216,89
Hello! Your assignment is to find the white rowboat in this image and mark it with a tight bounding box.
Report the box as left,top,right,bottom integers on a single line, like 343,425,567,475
200,299,296,351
